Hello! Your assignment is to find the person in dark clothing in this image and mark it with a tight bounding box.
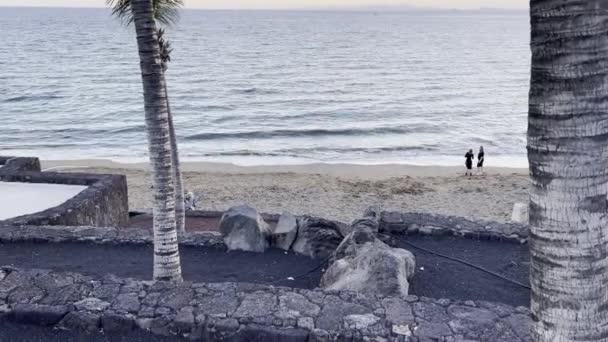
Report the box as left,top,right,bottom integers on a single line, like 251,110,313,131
477,146,485,175
465,149,474,177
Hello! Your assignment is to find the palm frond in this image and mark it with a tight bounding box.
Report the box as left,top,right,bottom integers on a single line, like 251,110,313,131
106,0,184,26
153,0,184,26
106,0,133,25
158,28,173,70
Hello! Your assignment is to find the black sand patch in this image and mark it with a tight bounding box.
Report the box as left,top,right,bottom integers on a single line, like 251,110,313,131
0,242,323,289
397,235,530,307
0,236,530,306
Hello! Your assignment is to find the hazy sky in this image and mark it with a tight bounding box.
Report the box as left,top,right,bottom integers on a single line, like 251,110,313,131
0,0,528,10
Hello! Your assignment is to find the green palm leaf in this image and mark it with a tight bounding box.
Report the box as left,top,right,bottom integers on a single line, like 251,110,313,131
106,0,184,26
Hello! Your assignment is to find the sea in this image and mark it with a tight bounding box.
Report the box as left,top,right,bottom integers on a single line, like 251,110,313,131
0,7,530,167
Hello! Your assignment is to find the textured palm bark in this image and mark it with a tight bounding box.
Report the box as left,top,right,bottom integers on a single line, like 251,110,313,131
165,83,186,233
131,0,182,282
529,1,608,340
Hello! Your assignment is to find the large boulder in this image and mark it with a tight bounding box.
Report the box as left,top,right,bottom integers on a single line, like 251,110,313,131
291,217,346,259
321,217,416,297
219,205,271,253
270,212,298,251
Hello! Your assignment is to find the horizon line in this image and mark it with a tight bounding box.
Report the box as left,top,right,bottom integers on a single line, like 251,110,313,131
0,5,528,11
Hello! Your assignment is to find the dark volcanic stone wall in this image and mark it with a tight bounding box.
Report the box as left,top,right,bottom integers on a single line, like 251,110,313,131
380,211,528,243
0,156,41,173
0,266,531,341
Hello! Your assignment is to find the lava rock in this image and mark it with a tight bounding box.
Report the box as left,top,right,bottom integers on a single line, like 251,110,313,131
219,205,271,253
291,217,344,259
271,211,298,251
321,232,415,297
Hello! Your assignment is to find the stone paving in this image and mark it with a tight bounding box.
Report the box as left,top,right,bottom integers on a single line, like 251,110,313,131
0,266,531,341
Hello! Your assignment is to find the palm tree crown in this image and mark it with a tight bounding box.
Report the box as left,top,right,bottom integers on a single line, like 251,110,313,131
107,0,183,26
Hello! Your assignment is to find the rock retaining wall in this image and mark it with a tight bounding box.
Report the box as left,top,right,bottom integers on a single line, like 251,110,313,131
0,156,41,173
0,172,129,227
380,211,529,244
0,224,224,249
0,266,531,341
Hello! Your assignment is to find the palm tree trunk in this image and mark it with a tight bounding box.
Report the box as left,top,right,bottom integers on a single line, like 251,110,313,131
131,0,182,282
529,1,608,340
165,82,186,233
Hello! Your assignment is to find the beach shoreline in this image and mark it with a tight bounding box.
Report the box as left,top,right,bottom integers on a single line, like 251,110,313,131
40,159,529,224
41,159,528,178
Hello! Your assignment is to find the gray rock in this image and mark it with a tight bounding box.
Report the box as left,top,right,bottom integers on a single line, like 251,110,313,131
89,284,121,301
8,284,45,304
478,321,522,341
198,292,239,316
74,298,111,312
234,293,277,318
447,305,498,335
175,306,195,333
12,304,69,326
276,292,320,319
505,313,532,341
271,211,298,250
114,292,140,313
297,317,315,330
149,316,173,336
344,314,380,330
39,284,89,306
383,298,415,324
101,313,135,333
414,320,453,340
219,205,270,253
413,302,451,323
158,287,193,311
292,217,345,259
316,295,370,331
321,234,415,297
477,301,515,318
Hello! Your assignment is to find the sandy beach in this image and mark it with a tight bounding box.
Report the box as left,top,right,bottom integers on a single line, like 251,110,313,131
42,160,529,224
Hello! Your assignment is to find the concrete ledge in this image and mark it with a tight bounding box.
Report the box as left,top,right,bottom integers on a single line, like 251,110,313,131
380,211,528,244
0,171,128,227
0,267,531,341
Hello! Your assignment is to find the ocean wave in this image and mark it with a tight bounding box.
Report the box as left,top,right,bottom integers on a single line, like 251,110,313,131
232,87,280,95
3,94,63,103
193,145,438,158
184,125,437,141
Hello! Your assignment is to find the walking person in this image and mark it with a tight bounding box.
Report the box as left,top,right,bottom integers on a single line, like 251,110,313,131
464,149,474,177
477,146,485,175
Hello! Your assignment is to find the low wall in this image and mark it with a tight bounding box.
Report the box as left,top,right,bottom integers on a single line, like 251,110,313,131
380,211,529,244
0,224,224,249
0,266,531,341
0,156,41,173
0,172,129,228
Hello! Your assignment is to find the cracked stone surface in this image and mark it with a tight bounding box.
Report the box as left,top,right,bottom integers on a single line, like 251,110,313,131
0,266,532,341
